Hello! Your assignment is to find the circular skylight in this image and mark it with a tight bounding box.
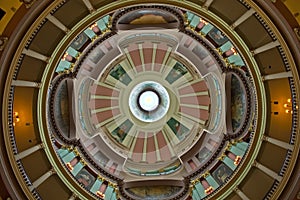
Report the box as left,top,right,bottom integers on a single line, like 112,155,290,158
129,81,170,122
139,91,159,111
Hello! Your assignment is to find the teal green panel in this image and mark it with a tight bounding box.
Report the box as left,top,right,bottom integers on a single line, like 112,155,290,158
206,174,219,189
195,182,206,198
186,11,195,22
223,156,237,171
111,192,117,200
192,188,201,200
56,60,72,72
227,54,244,66
103,15,110,24
219,41,233,53
145,170,160,175
104,186,114,200
236,142,249,151
90,179,103,194
71,162,84,176
201,23,214,35
229,145,245,156
57,148,69,158
66,46,79,57
97,18,107,32
62,152,76,163
190,15,200,28
235,59,244,66
84,28,96,39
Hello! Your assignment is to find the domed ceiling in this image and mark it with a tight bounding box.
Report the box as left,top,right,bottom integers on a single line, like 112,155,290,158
1,0,299,200
47,4,256,200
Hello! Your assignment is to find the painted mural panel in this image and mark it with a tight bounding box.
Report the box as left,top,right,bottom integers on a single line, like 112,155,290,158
231,75,246,132
211,163,233,185
126,185,182,200
75,168,96,190
110,64,132,86
118,9,178,25
165,62,188,84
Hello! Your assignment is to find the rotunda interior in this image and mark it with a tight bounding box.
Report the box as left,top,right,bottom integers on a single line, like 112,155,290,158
0,0,299,200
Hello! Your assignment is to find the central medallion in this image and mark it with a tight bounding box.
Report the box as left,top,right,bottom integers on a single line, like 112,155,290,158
139,91,159,112
129,81,170,122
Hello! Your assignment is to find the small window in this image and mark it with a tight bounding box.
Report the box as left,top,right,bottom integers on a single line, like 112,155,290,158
0,8,6,21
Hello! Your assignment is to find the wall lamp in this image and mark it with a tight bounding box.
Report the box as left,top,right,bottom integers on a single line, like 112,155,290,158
13,112,20,126
284,98,298,114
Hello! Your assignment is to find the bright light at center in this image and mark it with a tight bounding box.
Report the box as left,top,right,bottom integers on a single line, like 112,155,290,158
139,91,159,111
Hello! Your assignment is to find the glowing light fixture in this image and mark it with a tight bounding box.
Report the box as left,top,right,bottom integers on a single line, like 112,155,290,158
66,162,74,171
96,191,105,198
284,99,296,114
13,112,20,126
205,186,214,194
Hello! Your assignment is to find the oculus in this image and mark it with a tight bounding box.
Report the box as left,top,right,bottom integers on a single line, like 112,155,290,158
129,81,170,122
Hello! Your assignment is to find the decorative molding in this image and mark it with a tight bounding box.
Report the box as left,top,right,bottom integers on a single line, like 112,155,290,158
294,28,300,41
20,0,37,8
0,36,8,51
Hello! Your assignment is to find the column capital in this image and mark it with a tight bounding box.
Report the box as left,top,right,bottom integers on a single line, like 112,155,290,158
253,160,258,167
50,168,56,174
234,187,250,200
68,193,77,200
81,0,95,13
203,0,214,9
233,187,239,192
262,135,267,141
294,28,300,41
